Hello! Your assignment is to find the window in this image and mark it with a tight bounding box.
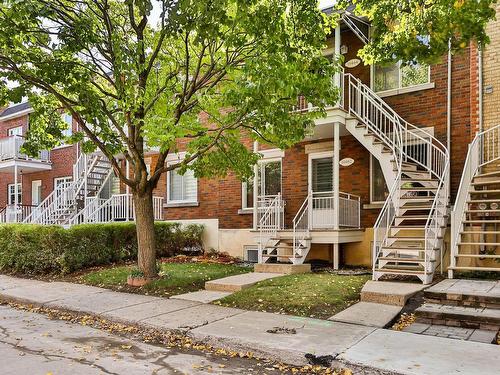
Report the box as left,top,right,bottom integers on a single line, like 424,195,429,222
242,159,282,209
370,156,389,203
374,62,430,93
31,180,42,206
167,168,197,203
62,114,73,138
311,156,333,193
53,114,73,148
8,126,23,137
54,176,72,192
8,183,22,205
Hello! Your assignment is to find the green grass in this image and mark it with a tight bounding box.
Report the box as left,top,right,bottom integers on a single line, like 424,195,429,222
215,273,371,319
80,262,251,297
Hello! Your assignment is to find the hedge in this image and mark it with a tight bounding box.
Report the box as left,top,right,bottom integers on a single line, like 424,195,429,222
0,222,204,275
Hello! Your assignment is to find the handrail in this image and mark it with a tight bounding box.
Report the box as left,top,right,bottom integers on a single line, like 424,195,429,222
450,124,500,273
293,191,311,255
343,72,450,280
257,194,283,263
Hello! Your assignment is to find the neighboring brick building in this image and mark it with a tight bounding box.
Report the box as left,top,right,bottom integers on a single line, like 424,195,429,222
0,18,490,276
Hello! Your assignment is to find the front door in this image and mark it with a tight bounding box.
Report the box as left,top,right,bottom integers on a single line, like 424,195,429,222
309,153,334,229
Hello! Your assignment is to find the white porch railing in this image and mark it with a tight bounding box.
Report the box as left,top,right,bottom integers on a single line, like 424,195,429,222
0,204,37,223
0,136,50,163
450,124,500,275
257,194,284,263
84,194,164,223
339,192,361,228
293,190,361,254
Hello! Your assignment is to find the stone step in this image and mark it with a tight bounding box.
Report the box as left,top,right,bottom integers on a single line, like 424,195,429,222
254,263,311,274
424,279,500,309
415,303,500,331
360,280,425,306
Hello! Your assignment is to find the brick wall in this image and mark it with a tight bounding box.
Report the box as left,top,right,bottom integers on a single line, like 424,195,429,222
483,4,500,132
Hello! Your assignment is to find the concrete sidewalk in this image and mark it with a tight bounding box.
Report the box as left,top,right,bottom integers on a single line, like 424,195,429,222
1,275,499,374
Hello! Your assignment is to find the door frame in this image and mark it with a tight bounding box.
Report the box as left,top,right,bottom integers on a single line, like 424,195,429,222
31,180,42,206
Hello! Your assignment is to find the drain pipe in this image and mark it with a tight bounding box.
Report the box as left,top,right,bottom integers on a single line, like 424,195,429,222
447,40,452,197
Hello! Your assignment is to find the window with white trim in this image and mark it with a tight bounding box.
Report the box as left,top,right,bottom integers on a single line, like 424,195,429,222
54,114,73,148
374,62,430,93
8,126,23,137
8,183,22,205
54,176,72,193
370,156,389,204
167,167,197,204
242,159,282,209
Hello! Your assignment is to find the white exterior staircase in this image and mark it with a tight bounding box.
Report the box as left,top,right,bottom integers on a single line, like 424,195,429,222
450,124,500,275
253,73,450,283
343,74,450,284
23,153,113,225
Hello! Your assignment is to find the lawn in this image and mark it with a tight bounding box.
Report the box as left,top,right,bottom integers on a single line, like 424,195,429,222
215,272,371,319
80,262,251,297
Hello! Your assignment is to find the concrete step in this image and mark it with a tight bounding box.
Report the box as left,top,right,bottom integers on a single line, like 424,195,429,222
171,290,232,304
328,302,402,328
416,303,500,331
205,272,284,292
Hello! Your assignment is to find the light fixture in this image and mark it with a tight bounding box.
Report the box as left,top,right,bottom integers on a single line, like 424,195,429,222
340,45,348,54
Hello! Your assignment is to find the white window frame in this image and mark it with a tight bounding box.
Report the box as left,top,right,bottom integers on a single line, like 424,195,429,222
8,126,23,137
241,155,283,210
370,62,433,97
166,159,198,205
31,180,42,206
369,155,388,204
53,114,73,149
7,183,22,205
54,176,72,191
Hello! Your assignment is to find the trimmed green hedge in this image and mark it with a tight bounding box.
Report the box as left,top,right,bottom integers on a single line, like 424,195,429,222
0,222,204,275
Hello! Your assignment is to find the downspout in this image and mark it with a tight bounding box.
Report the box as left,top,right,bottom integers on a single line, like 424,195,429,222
447,39,452,197
478,47,483,135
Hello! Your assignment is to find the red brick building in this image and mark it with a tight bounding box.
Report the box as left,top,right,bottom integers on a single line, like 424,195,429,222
0,15,485,283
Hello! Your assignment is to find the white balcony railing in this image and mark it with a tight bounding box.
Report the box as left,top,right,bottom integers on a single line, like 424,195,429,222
0,204,37,223
0,136,50,163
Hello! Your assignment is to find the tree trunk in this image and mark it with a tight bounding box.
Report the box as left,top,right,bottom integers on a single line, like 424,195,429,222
133,189,157,279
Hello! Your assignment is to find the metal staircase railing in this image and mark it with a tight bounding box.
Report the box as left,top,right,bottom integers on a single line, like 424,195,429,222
257,194,284,263
23,152,111,225
343,73,450,282
450,124,500,276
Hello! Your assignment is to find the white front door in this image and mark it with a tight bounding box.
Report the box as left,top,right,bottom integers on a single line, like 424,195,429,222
31,180,42,206
309,152,334,229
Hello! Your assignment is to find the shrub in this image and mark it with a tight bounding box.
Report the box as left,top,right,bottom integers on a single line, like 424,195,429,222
0,222,204,275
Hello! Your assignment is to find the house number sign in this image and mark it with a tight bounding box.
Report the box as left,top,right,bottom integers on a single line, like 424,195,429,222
345,59,361,69
340,158,354,167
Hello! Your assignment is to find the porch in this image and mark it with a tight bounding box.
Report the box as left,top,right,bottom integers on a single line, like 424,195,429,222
0,136,52,223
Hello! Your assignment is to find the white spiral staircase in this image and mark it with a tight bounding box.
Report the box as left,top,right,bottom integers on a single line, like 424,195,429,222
23,153,112,225
343,73,450,284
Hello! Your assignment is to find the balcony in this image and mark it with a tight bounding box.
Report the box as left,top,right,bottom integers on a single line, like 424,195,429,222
0,136,51,172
